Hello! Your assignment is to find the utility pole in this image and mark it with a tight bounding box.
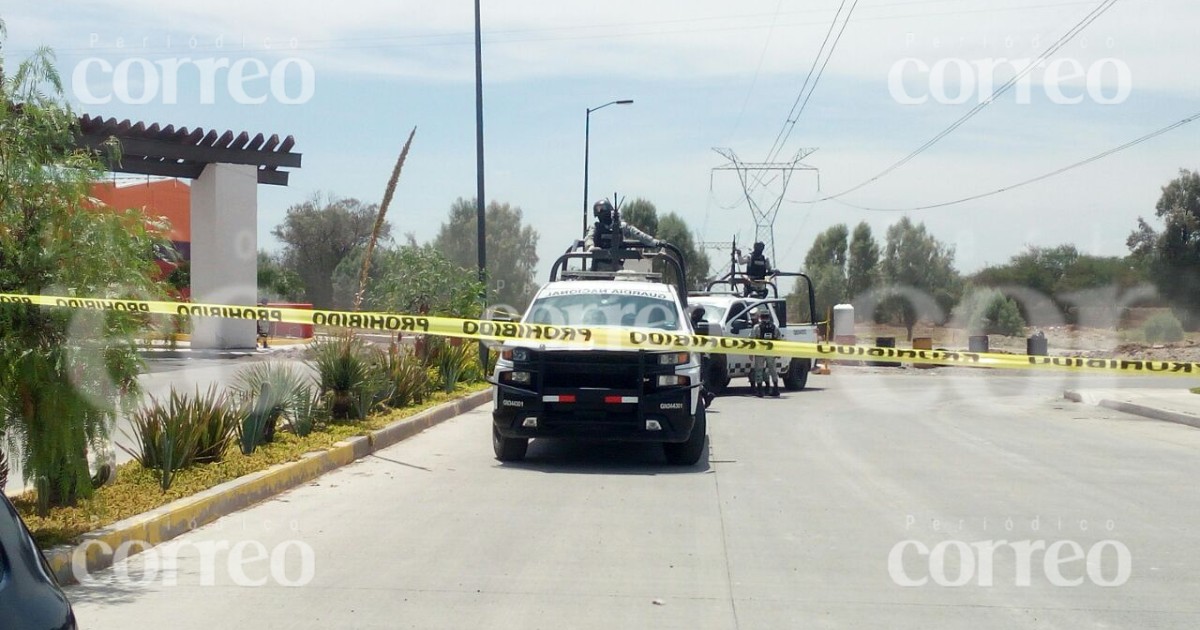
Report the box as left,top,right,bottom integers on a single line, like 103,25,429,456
473,0,487,366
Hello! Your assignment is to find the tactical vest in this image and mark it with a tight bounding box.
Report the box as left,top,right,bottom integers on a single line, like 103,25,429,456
594,221,622,251
747,253,769,279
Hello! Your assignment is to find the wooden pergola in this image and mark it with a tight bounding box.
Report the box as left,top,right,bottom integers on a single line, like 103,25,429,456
75,114,301,186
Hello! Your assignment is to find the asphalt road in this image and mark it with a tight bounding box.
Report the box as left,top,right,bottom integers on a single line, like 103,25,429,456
66,368,1200,629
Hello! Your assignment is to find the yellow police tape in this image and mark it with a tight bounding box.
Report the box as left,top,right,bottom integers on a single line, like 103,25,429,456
1,292,1196,377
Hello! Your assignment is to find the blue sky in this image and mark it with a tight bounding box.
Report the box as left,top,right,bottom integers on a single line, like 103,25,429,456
4,0,1198,281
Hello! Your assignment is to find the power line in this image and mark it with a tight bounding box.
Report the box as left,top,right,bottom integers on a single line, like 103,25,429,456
763,0,861,169
794,0,1121,204
756,0,848,175
8,1,1109,57
743,0,857,199
803,109,1200,212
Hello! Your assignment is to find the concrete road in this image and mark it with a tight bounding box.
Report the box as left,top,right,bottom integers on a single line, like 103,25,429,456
66,369,1200,628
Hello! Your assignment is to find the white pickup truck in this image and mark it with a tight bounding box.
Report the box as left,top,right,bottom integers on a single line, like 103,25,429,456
688,271,820,394
490,240,706,465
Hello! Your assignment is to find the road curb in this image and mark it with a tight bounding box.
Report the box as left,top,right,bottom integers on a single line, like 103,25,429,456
1097,399,1200,430
44,388,493,586
1064,390,1200,430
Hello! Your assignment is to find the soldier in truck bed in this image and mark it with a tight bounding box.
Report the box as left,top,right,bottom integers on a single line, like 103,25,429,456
583,198,660,271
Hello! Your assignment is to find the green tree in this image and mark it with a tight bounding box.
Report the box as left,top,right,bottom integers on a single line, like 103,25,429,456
804,224,849,270
799,225,850,323
257,251,303,302
272,194,386,309
0,40,168,508
433,198,539,310
974,244,1150,323
846,221,880,303
621,198,659,236
654,212,711,290
330,246,386,310
1126,169,1200,325
373,245,487,317
880,217,960,340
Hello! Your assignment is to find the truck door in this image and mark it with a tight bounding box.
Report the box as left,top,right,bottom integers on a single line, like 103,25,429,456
733,298,789,374
725,300,753,376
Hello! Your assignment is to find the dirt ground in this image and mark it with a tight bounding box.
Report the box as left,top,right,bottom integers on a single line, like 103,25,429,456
847,322,1200,362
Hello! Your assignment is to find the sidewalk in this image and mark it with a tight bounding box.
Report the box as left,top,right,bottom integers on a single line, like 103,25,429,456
138,336,311,360
1064,387,1200,430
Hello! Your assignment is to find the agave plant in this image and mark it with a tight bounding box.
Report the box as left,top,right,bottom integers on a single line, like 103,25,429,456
189,386,241,464
232,362,311,444
0,443,8,493
120,389,203,491
287,385,324,438
425,337,475,393
382,343,430,408
310,333,386,420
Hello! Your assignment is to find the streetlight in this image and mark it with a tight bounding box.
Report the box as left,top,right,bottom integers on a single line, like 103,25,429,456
583,99,633,235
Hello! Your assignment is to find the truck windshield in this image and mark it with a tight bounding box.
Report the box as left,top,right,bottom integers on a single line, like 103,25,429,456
526,293,680,330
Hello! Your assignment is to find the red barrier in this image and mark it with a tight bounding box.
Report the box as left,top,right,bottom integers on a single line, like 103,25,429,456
267,302,314,338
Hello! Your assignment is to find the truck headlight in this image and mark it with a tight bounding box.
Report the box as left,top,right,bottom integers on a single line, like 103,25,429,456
656,374,690,387
500,370,532,385
501,347,532,362
658,352,690,366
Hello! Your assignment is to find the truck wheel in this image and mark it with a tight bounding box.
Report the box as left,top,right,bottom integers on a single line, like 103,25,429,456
493,425,528,462
707,357,729,395
664,405,706,466
783,359,810,391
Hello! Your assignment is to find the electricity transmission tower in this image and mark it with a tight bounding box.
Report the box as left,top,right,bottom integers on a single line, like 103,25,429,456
711,147,819,265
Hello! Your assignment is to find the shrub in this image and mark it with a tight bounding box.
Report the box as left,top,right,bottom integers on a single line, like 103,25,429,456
382,343,430,408
310,333,386,420
463,345,497,384
954,288,1026,336
1143,311,1185,343
425,337,475,392
119,387,240,491
984,295,1026,337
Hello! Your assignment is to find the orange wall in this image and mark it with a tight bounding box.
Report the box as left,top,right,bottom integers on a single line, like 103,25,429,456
91,179,191,243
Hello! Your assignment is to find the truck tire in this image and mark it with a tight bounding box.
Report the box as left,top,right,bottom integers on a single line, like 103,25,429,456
493,425,528,462
664,405,706,466
783,358,810,391
707,356,729,395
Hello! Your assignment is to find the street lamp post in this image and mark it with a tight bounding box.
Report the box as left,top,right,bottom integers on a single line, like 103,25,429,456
583,99,633,235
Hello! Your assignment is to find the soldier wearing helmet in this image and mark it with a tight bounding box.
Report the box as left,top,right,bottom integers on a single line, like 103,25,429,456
750,308,780,397
583,198,660,271
735,241,774,297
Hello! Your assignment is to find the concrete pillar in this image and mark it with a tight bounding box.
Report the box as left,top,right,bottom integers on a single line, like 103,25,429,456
189,163,257,349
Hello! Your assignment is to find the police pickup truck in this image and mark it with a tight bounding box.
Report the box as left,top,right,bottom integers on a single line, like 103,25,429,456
490,241,705,465
689,270,820,394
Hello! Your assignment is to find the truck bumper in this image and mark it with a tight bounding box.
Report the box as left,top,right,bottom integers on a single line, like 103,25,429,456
492,384,697,443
